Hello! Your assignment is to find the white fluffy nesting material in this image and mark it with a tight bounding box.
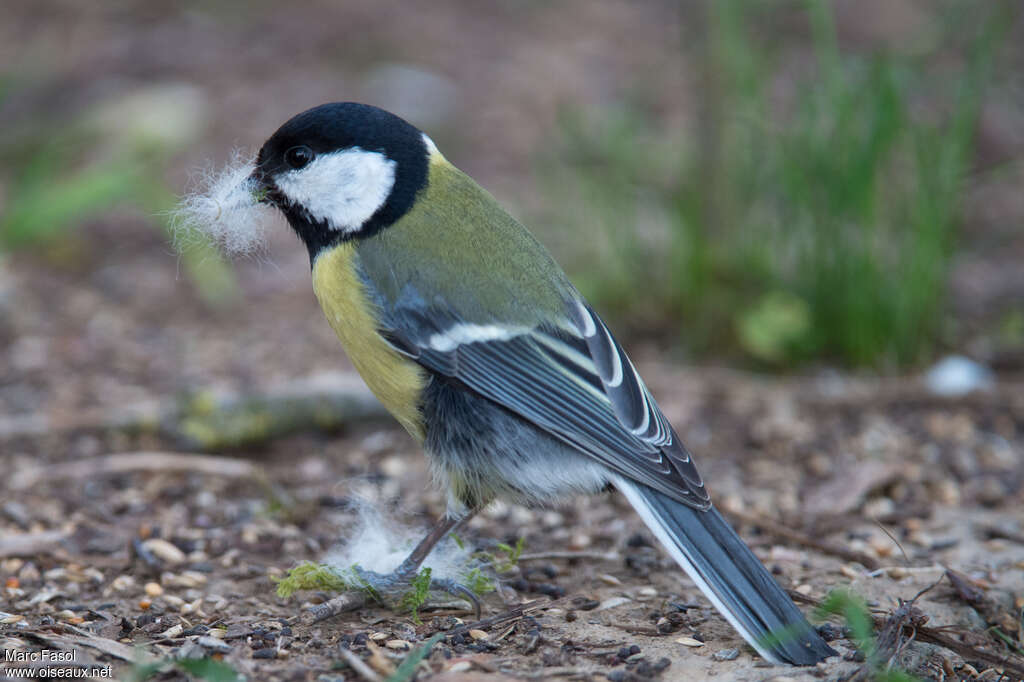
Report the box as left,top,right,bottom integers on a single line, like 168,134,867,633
324,500,474,583
173,150,279,256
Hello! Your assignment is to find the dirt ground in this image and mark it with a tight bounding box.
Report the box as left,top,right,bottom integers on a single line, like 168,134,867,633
3,232,1024,679
3,2,1024,681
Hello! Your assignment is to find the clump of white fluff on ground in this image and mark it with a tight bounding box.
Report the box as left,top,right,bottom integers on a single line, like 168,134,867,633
324,499,475,585
172,150,279,256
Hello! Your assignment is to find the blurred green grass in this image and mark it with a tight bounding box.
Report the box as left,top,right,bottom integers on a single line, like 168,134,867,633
543,1,1009,368
0,85,238,305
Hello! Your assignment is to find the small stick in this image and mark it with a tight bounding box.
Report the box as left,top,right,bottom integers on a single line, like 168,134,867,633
303,593,368,624
518,551,621,562
723,508,881,570
447,598,554,637
9,452,257,490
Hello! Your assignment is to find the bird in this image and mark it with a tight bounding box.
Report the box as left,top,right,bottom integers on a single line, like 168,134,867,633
247,101,836,665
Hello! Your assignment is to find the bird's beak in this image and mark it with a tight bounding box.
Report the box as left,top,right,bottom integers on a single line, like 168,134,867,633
248,167,282,207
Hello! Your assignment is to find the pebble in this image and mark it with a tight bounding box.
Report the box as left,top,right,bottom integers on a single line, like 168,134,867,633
840,565,860,579
676,637,704,647
144,582,163,597
636,586,658,599
568,534,592,550
110,575,136,592
165,571,208,588
794,584,812,595
925,355,994,396
713,648,739,661
142,539,186,565
197,636,231,652
595,596,632,611
160,624,183,639
180,598,203,615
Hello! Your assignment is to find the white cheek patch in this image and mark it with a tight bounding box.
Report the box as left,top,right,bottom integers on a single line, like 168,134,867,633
172,150,278,256
273,147,397,233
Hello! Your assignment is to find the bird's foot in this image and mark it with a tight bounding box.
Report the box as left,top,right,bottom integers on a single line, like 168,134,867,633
352,564,482,619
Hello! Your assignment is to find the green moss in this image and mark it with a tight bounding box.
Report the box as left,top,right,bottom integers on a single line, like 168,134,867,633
273,561,354,598
400,567,433,624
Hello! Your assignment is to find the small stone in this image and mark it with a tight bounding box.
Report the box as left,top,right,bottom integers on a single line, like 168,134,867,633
162,595,185,608
197,636,230,652
144,582,163,597
160,624,183,639
253,647,277,659
568,534,591,550
840,565,860,579
142,539,186,565
868,536,893,557
596,596,631,611
676,637,704,647
713,648,739,661
180,598,203,614
794,584,812,595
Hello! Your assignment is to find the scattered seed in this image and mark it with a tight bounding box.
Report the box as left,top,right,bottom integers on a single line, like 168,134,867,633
794,584,812,595
385,639,411,650
138,599,151,610
598,574,623,586
676,637,704,647
446,661,473,672
144,582,163,597
369,632,389,642
468,629,489,640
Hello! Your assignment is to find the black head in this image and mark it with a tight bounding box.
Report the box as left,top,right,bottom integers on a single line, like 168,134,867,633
252,102,430,260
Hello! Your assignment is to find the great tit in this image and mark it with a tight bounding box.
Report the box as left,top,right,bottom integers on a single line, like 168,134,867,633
248,102,835,665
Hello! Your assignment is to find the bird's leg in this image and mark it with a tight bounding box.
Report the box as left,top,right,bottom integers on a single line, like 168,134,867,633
354,512,483,617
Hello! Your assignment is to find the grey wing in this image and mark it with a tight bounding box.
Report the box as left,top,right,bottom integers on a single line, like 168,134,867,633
381,298,711,509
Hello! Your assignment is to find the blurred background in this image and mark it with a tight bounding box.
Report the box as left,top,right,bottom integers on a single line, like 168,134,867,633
2,4,1024,678
1,0,1022,419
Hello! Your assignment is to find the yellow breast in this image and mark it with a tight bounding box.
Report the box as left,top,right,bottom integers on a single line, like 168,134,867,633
311,243,427,442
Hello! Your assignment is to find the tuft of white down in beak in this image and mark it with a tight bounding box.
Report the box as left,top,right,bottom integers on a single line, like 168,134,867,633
173,150,279,256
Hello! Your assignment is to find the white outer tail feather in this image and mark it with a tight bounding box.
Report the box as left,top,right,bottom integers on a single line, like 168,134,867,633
612,475,783,664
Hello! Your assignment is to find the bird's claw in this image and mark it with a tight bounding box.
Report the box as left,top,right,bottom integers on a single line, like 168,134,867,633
352,567,481,619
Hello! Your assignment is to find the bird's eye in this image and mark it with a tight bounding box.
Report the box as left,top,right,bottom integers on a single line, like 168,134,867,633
285,145,314,170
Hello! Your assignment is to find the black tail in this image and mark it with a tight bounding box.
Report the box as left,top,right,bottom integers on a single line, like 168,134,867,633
616,478,836,665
